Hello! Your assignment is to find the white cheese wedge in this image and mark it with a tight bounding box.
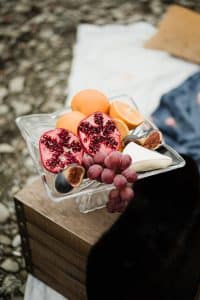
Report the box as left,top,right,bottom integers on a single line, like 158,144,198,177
123,142,172,172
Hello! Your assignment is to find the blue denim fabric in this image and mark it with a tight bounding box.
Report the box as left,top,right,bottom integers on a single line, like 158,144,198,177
152,72,200,169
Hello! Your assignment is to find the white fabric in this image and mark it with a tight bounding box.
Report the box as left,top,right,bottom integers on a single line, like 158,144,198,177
67,22,198,117
25,275,65,300
24,22,198,300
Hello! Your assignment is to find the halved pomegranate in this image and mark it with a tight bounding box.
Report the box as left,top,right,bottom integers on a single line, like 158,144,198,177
39,128,84,173
77,112,121,156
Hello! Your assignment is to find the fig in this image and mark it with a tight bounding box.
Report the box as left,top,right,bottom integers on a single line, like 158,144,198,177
135,130,163,150
55,164,85,193
55,173,73,193
124,129,163,150
63,164,85,187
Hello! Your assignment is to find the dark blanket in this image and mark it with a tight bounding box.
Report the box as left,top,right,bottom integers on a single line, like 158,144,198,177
152,72,200,170
86,156,200,300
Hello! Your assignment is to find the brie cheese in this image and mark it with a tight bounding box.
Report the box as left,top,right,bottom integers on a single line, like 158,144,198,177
123,142,172,172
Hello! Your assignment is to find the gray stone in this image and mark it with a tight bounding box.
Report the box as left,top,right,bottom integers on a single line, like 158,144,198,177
0,86,8,102
20,269,27,280
19,60,32,72
45,77,58,88
2,274,20,293
12,248,22,257
0,43,6,56
151,0,163,15
12,234,21,248
19,283,26,294
24,156,34,170
26,175,40,185
11,100,32,115
0,203,9,223
4,246,12,255
39,29,54,40
0,104,9,115
0,143,14,153
1,258,19,272
0,234,11,245
9,77,25,93
0,116,7,127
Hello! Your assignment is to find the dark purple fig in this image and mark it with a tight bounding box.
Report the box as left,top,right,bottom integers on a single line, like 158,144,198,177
55,164,85,193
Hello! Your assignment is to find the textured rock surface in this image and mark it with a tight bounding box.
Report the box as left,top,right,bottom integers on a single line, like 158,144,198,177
0,0,200,299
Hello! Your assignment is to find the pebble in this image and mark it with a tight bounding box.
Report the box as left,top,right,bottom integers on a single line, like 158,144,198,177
0,116,7,127
2,274,20,293
26,175,39,185
0,86,8,102
12,234,21,248
13,248,22,257
4,246,12,255
0,143,14,153
19,270,27,280
0,234,11,245
39,29,54,40
24,156,34,170
1,258,19,273
11,100,32,115
0,203,9,223
0,104,9,115
9,77,25,93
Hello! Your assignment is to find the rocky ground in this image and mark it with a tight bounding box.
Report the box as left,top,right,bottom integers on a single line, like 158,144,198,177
0,0,200,299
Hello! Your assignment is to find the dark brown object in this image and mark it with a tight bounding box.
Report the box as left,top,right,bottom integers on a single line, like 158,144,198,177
145,5,200,64
14,178,119,300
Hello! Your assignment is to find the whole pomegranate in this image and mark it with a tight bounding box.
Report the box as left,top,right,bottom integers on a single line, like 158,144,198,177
77,112,121,156
39,128,84,173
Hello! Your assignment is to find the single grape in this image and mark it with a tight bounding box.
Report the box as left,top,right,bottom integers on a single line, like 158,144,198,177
82,153,94,169
93,151,107,165
115,201,126,213
87,164,103,181
109,189,120,201
122,167,137,183
107,189,127,213
120,186,134,202
120,154,132,170
104,151,122,170
107,189,121,213
101,168,115,184
113,174,127,189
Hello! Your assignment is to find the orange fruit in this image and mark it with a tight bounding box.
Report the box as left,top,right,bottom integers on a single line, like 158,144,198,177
71,89,110,115
109,100,144,129
113,118,129,140
56,111,85,135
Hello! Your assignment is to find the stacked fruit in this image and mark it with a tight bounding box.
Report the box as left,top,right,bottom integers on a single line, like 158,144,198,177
39,89,143,213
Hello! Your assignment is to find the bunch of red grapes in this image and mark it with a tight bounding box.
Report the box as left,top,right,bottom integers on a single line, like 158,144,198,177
82,151,137,213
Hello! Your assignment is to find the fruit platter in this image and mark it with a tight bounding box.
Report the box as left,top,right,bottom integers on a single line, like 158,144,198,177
16,90,185,213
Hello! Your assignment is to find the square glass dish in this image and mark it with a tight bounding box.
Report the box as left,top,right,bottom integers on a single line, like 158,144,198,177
16,95,185,213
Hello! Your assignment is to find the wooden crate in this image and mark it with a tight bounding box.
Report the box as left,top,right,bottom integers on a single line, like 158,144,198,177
14,178,118,300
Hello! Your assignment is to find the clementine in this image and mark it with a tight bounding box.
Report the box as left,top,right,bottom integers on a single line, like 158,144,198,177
71,89,110,115
56,111,85,135
109,100,144,129
113,118,129,140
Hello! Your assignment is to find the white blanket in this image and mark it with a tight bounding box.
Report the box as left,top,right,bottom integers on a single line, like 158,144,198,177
24,22,198,300
67,22,198,117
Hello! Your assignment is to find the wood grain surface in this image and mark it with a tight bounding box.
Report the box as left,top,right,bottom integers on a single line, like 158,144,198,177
15,178,118,254
33,258,86,298
27,222,86,272
30,238,85,284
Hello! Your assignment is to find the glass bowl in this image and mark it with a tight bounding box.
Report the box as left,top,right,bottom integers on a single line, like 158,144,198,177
16,95,185,213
